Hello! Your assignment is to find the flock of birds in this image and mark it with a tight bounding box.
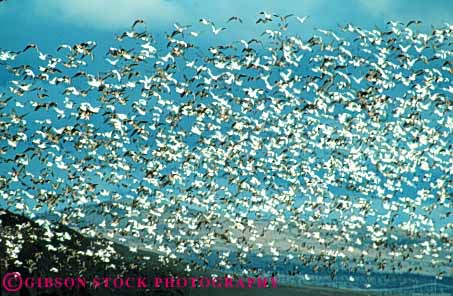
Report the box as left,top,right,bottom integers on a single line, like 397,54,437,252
0,13,452,289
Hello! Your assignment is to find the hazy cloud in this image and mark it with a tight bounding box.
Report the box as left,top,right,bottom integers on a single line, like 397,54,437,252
24,0,453,32
32,0,186,29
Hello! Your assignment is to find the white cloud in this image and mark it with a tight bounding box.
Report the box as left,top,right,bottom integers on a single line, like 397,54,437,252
357,0,452,25
31,0,326,31
27,0,453,33
358,0,393,16
33,0,186,29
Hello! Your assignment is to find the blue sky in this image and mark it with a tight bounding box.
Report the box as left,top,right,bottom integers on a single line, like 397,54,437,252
1,0,453,52
1,1,452,288
0,0,451,222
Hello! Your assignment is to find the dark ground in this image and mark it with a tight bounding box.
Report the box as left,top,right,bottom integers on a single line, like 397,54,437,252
0,210,378,296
